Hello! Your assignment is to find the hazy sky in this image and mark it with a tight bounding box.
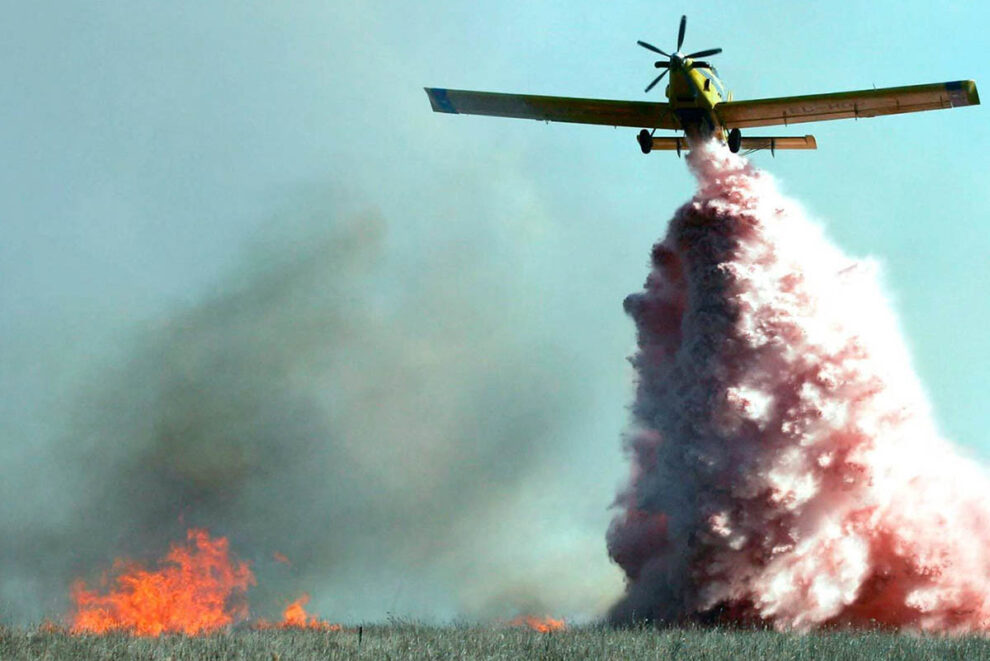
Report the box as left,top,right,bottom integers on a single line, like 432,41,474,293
1,1,987,623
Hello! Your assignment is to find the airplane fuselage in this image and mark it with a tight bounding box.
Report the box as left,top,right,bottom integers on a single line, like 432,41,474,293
664,58,727,139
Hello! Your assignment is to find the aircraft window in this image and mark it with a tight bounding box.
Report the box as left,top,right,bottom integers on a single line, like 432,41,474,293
705,73,727,97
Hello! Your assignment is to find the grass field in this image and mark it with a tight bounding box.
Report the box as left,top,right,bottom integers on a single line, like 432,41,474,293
3,623,990,660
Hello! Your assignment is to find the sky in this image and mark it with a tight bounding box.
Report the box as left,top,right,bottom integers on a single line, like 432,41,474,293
0,0,988,624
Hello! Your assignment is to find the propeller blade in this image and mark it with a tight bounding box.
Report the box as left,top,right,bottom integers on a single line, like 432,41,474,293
644,68,669,93
677,15,686,50
637,40,669,56
686,47,722,59
654,60,670,68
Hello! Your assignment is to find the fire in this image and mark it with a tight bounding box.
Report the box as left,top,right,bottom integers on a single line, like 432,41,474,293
70,529,255,636
69,531,343,636
509,615,566,633
256,594,341,631
280,594,340,631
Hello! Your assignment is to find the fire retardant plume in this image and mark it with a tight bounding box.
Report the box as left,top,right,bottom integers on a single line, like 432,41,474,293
608,140,990,632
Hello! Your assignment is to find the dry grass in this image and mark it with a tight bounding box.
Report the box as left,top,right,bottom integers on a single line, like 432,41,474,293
3,622,990,660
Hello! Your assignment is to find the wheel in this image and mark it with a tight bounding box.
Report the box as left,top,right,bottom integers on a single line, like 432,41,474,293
728,128,742,153
637,129,652,154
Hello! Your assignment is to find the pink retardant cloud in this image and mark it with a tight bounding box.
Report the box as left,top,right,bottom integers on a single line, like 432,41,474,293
608,140,990,632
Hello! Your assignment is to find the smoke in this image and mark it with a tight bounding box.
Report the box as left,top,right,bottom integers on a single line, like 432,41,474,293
608,140,990,632
0,199,621,625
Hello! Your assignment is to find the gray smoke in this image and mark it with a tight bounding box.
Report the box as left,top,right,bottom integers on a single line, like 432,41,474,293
0,2,642,628
0,198,622,624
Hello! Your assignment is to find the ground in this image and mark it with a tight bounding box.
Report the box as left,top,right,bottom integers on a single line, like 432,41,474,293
3,624,990,660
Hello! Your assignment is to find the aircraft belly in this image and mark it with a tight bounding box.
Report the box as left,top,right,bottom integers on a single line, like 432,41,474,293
674,107,721,136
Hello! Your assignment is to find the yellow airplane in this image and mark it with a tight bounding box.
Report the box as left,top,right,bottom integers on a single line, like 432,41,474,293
425,15,979,155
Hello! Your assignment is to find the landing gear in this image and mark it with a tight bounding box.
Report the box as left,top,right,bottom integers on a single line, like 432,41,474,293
727,128,742,153
637,129,653,154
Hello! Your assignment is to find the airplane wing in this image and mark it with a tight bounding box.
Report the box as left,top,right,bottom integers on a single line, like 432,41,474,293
716,80,979,129
425,88,680,129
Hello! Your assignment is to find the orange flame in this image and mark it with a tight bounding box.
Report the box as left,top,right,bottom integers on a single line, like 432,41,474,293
255,594,341,631
70,529,255,636
281,594,340,631
509,615,566,633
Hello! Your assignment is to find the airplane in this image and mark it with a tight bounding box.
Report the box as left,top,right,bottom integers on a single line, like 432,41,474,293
425,15,979,156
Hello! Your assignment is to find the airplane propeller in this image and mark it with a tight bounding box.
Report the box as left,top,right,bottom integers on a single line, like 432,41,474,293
636,40,669,57
686,48,722,59
637,15,722,93
644,70,668,93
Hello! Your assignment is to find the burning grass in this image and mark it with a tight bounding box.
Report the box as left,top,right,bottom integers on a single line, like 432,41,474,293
254,594,342,632
508,615,566,633
67,529,343,636
70,529,254,636
4,623,990,660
